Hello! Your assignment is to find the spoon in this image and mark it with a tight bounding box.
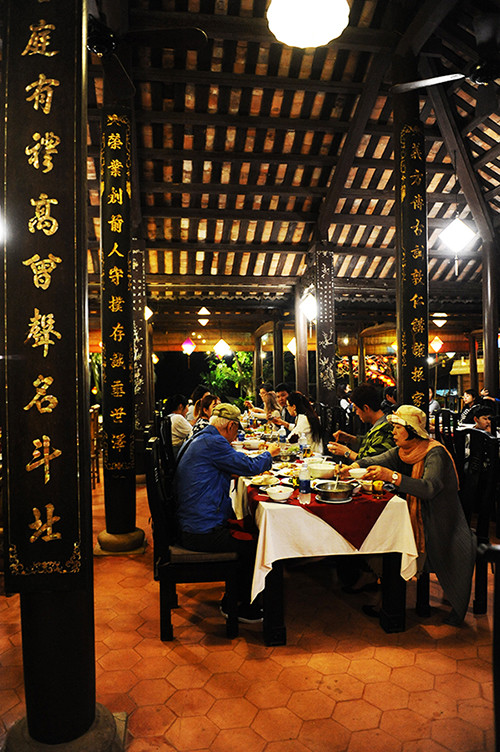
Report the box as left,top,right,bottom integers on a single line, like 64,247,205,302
334,461,342,490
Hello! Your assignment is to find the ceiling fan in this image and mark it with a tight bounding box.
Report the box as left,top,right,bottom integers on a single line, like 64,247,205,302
87,0,207,102
390,10,500,115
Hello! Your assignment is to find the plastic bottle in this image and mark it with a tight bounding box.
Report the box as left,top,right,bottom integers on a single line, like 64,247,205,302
298,432,308,458
298,464,311,505
278,426,287,443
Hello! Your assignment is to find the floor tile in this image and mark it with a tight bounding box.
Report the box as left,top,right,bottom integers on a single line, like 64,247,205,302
0,477,496,751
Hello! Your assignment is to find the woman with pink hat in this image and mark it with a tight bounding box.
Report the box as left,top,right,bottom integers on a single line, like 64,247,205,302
343,404,476,626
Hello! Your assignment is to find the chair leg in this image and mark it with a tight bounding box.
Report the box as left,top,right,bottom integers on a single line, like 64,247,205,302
416,572,431,616
474,537,489,614
159,578,174,641
224,570,239,639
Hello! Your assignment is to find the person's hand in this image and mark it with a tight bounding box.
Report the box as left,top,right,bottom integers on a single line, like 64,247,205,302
338,464,355,479
244,399,253,409
363,465,393,482
332,430,342,442
267,442,281,457
272,416,286,426
328,441,353,459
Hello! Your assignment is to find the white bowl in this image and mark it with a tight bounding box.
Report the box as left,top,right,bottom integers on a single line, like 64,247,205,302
348,468,368,479
266,485,294,501
308,462,338,480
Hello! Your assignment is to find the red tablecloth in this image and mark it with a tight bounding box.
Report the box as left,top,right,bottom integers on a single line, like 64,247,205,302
248,487,391,549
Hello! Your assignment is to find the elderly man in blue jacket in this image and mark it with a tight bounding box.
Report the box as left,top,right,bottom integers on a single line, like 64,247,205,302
175,402,280,623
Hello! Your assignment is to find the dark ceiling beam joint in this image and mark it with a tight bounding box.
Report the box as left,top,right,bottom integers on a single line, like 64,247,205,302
422,58,495,243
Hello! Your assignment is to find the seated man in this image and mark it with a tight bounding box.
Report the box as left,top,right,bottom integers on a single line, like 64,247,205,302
271,382,294,432
328,383,395,462
175,402,280,623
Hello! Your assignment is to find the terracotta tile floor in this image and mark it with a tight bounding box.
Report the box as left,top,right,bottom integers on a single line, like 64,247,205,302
0,476,497,751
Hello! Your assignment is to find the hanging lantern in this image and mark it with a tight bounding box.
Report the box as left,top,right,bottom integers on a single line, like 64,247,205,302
430,336,444,353
213,338,231,358
181,337,196,356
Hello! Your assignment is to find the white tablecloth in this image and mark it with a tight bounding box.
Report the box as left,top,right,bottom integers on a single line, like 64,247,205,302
250,496,418,601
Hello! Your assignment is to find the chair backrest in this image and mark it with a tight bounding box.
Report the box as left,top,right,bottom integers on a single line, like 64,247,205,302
454,427,499,531
434,409,459,458
315,402,333,446
159,415,177,478
145,436,179,558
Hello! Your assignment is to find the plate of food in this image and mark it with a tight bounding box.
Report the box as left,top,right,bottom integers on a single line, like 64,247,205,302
251,473,279,486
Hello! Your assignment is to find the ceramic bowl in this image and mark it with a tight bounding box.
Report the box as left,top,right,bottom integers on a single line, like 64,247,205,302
348,467,368,479
308,462,338,479
266,485,294,501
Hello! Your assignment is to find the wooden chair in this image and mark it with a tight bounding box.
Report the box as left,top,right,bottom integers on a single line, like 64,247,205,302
454,427,499,613
417,428,498,617
433,409,460,460
89,405,101,489
144,437,239,641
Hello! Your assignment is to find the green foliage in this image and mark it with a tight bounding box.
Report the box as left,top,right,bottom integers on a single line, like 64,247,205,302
90,352,102,402
201,352,254,407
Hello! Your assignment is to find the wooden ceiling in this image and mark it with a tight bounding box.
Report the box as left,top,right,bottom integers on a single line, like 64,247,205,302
86,0,500,347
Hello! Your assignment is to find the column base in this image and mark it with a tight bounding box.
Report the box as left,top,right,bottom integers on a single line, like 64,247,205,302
95,527,146,555
5,705,126,752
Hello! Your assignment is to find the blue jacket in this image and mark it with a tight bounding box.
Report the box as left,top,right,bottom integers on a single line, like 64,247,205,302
175,425,273,534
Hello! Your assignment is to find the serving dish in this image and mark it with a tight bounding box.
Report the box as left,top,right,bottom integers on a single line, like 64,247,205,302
316,496,352,504
251,474,279,486
312,479,356,501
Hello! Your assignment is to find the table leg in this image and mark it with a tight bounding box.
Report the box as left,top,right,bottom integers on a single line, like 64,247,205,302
380,552,406,633
263,560,287,646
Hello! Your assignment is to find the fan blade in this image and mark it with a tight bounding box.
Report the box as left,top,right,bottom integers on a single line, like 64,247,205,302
101,53,136,101
391,73,465,94
123,27,208,50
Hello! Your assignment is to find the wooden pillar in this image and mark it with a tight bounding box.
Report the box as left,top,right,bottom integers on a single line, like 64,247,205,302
294,287,309,395
2,3,117,748
253,334,262,396
482,239,499,396
315,246,336,405
468,334,479,393
394,56,429,413
273,320,284,386
358,334,366,384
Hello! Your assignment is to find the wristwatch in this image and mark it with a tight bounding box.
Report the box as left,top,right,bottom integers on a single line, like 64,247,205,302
344,449,351,458
391,471,399,483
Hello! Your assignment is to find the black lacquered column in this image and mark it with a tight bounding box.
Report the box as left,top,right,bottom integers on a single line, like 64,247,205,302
393,57,429,411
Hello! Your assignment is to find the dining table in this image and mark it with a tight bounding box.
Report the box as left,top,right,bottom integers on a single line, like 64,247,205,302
232,460,419,646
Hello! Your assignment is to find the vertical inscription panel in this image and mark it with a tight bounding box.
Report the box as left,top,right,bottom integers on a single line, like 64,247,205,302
396,120,429,411
316,249,336,405
101,106,134,476
2,1,90,590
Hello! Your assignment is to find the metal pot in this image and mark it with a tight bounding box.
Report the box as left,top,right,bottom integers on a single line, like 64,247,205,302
313,480,355,501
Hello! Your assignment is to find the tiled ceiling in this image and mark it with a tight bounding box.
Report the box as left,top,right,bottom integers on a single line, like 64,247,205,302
86,0,500,340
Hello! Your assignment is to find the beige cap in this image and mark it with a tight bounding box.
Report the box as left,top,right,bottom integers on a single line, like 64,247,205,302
387,405,429,439
212,402,242,425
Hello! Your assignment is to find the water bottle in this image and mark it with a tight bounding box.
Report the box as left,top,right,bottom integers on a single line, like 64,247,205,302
299,432,308,458
298,464,311,505
278,426,287,443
